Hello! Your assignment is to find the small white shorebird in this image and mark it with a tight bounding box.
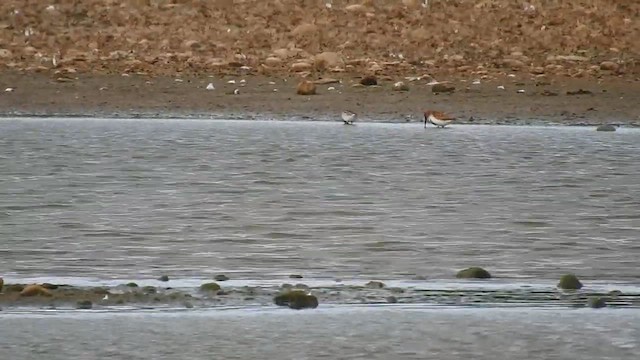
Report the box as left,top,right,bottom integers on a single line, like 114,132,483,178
341,110,357,125
423,110,456,128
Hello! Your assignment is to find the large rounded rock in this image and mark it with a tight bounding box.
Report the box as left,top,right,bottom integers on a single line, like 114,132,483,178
296,80,316,95
199,282,221,292
596,124,616,132
0,277,3,293
456,267,492,279
274,290,319,310
557,274,582,290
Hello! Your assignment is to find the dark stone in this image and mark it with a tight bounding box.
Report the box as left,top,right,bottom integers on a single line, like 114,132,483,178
274,290,319,310
76,300,93,310
456,267,492,279
158,275,170,282
360,75,377,86
142,286,157,294
587,297,607,309
558,274,583,290
365,281,386,289
566,89,592,95
41,283,59,290
126,282,138,288
432,83,455,94
386,296,398,304
289,274,303,279
214,274,229,282
596,124,616,132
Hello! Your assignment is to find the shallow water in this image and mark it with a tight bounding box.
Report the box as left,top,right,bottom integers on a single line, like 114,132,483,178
1,118,639,358
1,306,639,360
1,118,638,282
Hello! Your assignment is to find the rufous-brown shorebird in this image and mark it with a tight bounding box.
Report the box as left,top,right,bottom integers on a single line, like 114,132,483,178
423,110,456,128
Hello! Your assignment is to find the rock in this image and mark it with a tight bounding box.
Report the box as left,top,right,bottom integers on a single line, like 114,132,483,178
289,274,304,279
184,301,194,309
360,75,377,86
3,284,24,293
557,274,582,290
502,58,525,69
273,290,319,310
19,284,53,297
541,90,558,96
600,61,618,71
264,57,283,67
199,282,221,292
530,67,545,75
296,80,316,95
290,62,312,72
345,4,368,13
432,83,455,94
392,81,409,91
214,274,229,282
596,124,616,132
142,286,157,294
0,49,12,58
41,283,59,290
291,23,318,38
314,52,343,69
313,78,340,85
608,290,623,296
0,277,3,292
566,89,592,95
386,296,398,303
587,297,607,309
76,300,93,310
126,282,139,288
456,267,492,279
365,281,385,289
158,275,170,282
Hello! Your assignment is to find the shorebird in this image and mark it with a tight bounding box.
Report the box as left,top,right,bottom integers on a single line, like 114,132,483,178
341,110,357,125
423,110,456,128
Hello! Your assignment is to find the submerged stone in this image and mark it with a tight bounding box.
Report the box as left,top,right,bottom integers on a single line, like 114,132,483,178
558,274,583,290
274,290,319,310
158,275,170,282
365,281,386,289
608,290,623,296
456,267,492,279
0,277,3,292
214,274,229,282
76,300,93,310
587,297,607,309
289,274,303,279
126,282,139,288
199,282,221,292
596,124,616,132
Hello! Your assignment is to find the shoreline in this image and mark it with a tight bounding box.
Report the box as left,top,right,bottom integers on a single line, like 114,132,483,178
1,72,639,127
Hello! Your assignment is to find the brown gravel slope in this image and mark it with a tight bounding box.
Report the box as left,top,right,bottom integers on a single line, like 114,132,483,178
0,0,638,78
